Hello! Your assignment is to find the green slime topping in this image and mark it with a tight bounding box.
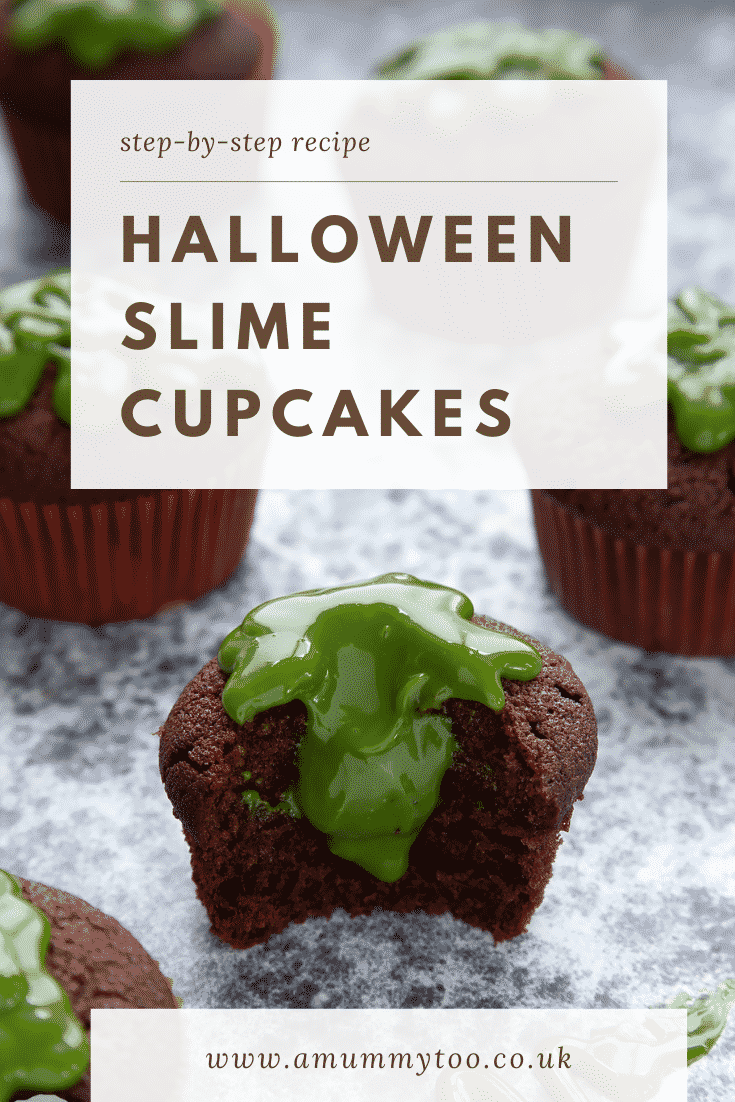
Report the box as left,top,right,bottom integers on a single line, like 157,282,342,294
667,287,735,453
377,22,606,81
0,271,70,425
664,980,735,1065
9,0,224,68
219,573,542,882
0,870,89,1102
241,771,302,819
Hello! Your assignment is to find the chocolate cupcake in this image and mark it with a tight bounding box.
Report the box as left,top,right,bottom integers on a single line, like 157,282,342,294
0,270,258,623
354,22,633,343
532,288,735,656
376,21,630,81
1,869,177,1102
0,0,277,224
159,573,597,949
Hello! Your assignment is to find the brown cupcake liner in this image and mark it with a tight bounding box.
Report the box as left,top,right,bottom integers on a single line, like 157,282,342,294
531,489,735,656
1,108,70,223
0,488,257,624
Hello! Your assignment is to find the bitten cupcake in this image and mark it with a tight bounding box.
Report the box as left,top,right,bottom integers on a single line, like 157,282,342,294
0,0,277,224
1,869,177,1102
376,21,631,81
159,573,597,949
532,288,735,656
0,269,258,624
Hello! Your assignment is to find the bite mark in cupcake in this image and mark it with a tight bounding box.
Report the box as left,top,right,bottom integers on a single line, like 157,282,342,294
159,574,597,949
219,573,542,881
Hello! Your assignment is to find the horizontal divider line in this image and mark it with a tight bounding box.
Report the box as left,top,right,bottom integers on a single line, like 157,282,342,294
118,178,619,184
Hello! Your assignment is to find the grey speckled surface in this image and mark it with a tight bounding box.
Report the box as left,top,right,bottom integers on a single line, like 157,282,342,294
2,3,735,1100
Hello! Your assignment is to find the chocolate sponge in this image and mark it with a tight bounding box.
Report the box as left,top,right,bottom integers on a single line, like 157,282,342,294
541,412,735,555
159,618,597,950
15,878,178,1102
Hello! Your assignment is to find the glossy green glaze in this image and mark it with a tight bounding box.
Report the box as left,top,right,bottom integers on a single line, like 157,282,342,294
668,288,735,453
219,573,542,881
377,22,605,81
0,271,70,424
0,870,89,1102
9,0,223,67
665,980,735,1065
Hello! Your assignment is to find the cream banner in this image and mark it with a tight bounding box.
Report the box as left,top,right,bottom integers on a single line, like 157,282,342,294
71,80,667,488
91,1007,686,1101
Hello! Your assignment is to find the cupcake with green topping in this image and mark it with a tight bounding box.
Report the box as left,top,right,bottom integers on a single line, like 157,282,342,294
532,288,735,655
0,0,277,224
376,21,630,82
0,269,258,624
351,21,631,343
159,573,597,949
1,869,177,1102
0,871,88,1102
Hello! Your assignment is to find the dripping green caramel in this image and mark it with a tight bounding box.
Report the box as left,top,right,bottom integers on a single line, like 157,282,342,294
0,870,89,1102
218,573,542,882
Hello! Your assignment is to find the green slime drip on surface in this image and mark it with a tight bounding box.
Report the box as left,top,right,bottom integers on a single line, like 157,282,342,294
0,870,89,1102
219,573,542,882
377,22,606,81
0,271,70,425
667,288,735,453
9,0,224,68
663,980,735,1065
